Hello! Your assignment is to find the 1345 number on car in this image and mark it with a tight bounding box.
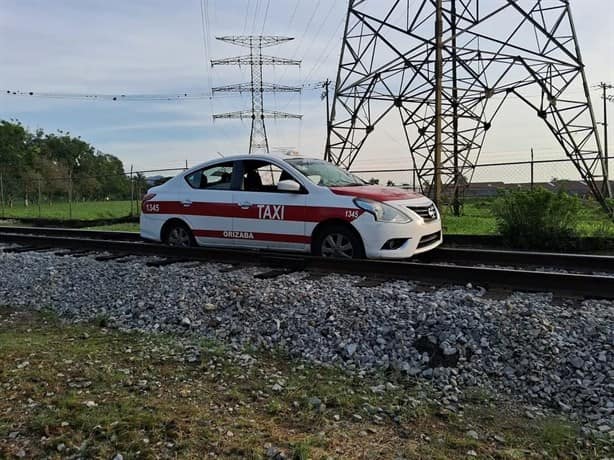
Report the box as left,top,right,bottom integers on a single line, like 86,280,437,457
345,209,360,220
144,203,160,213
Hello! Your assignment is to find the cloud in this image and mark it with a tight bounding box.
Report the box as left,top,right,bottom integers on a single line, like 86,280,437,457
1,0,612,183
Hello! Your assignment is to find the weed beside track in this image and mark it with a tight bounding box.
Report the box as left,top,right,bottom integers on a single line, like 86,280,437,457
0,307,609,459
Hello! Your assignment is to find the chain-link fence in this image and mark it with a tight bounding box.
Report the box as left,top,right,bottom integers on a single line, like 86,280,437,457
0,166,186,221
353,156,613,200
0,156,611,221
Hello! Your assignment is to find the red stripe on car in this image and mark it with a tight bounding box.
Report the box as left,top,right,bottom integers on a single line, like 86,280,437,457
142,201,363,222
193,229,311,244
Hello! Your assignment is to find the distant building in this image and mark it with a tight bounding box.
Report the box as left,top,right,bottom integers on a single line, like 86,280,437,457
146,175,173,186
460,180,598,198
146,175,164,185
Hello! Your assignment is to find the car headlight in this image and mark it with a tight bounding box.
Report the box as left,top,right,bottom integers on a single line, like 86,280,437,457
353,198,412,223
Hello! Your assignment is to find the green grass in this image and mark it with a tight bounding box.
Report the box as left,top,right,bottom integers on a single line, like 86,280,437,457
291,441,312,460
1,306,610,459
84,222,140,232
442,198,614,237
2,195,612,239
575,201,614,237
441,200,499,235
0,200,138,220
539,418,577,452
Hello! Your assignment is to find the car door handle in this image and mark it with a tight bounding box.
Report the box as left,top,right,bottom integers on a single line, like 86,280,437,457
237,201,252,209
181,200,192,207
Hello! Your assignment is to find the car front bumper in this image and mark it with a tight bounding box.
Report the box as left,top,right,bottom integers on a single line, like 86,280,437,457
352,214,443,259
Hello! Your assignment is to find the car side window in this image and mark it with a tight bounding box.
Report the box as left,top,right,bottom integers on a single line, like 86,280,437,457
242,160,299,193
185,162,234,190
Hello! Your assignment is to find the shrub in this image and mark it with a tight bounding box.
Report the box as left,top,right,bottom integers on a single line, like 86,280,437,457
491,188,580,249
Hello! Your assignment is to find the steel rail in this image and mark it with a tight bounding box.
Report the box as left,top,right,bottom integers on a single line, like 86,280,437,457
1,232,614,299
2,227,613,255
1,227,613,272
0,226,141,242
421,247,614,272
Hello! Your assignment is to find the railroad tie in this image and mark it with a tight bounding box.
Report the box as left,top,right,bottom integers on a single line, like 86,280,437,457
254,268,297,279
94,254,131,262
3,246,44,254
146,258,191,267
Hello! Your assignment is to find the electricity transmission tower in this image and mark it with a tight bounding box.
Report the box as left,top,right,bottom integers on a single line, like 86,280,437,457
327,0,613,215
211,36,302,153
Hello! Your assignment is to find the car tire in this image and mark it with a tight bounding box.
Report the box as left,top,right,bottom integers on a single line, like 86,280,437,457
164,221,195,248
313,224,365,259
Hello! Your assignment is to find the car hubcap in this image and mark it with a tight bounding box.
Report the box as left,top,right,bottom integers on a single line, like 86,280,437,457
321,233,354,258
168,227,191,247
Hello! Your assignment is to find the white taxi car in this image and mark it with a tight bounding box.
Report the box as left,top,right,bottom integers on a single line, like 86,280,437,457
140,154,442,259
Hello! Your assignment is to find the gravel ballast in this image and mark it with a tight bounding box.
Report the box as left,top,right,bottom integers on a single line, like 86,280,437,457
0,247,612,434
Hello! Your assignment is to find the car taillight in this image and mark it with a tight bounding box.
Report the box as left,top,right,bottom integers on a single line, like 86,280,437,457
142,193,156,202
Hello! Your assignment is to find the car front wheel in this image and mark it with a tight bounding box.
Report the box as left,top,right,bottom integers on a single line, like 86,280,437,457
165,222,194,248
313,225,365,259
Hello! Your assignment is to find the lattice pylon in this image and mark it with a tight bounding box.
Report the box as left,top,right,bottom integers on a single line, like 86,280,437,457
327,0,613,215
212,36,302,153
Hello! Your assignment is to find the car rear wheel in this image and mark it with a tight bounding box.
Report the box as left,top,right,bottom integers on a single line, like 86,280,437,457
165,222,194,248
314,225,364,259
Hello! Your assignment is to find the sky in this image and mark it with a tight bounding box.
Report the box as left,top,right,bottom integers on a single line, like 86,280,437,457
1,0,613,184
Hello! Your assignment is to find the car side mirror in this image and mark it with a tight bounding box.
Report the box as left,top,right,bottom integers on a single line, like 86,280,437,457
277,179,301,193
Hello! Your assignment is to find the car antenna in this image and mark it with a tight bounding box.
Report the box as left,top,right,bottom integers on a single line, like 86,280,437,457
216,151,224,158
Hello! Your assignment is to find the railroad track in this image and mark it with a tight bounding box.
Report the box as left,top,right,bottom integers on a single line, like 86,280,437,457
1,226,614,298
1,226,613,272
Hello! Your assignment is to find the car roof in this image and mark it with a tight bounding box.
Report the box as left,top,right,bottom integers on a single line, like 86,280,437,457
186,152,321,173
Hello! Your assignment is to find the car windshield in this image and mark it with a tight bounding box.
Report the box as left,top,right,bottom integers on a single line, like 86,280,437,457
285,158,366,187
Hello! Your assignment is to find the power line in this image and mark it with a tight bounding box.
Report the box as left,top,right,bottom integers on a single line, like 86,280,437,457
260,0,271,35
278,17,346,112
2,84,325,102
298,17,345,83
199,0,212,90
250,0,262,35
287,0,300,30
294,1,337,66
241,0,251,35
276,3,345,114
277,0,323,83
297,0,323,48
1,89,214,101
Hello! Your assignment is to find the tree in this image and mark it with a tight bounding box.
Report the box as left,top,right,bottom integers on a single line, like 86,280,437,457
133,173,150,199
0,120,32,206
0,120,131,204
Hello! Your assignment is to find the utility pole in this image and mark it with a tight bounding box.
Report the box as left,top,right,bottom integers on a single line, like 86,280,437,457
599,82,612,193
68,170,73,220
130,164,134,217
0,172,4,219
450,0,461,216
433,0,443,207
323,79,332,162
38,179,42,218
211,36,302,153
530,148,534,190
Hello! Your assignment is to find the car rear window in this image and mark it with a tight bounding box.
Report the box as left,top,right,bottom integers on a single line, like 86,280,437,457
185,161,234,190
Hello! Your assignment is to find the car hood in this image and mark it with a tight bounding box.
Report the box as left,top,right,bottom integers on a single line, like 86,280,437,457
329,185,424,202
